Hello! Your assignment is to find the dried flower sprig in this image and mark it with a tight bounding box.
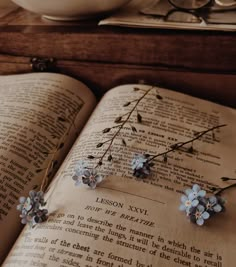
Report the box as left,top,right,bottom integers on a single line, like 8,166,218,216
91,86,156,168
17,107,80,226
72,160,103,189
17,190,48,227
132,124,226,178
73,86,162,188
179,184,225,226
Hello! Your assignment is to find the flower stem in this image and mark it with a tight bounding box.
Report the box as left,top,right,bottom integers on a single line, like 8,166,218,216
40,106,80,192
147,124,226,162
95,87,154,168
214,183,236,196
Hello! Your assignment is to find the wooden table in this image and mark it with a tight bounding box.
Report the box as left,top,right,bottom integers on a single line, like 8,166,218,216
0,7,235,107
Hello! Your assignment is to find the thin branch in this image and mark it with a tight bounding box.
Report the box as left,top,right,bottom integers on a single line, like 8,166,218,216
39,105,80,192
214,183,236,196
95,87,154,168
147,124,227,163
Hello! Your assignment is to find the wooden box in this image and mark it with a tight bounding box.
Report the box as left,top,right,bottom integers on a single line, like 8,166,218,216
0,7,236,107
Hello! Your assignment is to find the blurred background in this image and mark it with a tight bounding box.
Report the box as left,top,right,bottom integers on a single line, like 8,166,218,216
0,0,16,7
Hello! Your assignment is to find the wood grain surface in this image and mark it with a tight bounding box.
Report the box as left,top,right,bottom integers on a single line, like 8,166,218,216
0,8,235,107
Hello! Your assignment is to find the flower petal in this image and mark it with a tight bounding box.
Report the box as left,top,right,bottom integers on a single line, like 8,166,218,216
75,180,82,187
21,217,28,224
202,211,210,219
197,205,205,212
192,199,199,207
193,184,200,192
89,182,97,189
209,195,217,204
181,195,188,203
19,196,26,204
83,170,91,178
82,177,90,185
16,204,23,211
213,204,222,213
72,175,78,181
189,192,197,201
198,190,206,197
185,188,192,196
95,175,103,184
196,218,204,226
29,190,36,198
179,204,186,211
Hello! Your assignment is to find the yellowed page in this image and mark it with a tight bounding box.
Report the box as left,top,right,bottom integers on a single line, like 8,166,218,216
60,84,236,193
3,175,235,266
0,73,96,263
3,84,236,266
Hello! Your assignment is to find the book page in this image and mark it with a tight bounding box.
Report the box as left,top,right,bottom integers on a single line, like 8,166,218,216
3,175,235,266
59,84,236,193
0,73,96,262
3,84,236,266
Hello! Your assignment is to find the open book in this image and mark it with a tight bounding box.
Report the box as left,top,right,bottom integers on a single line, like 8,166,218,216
0,72,235,266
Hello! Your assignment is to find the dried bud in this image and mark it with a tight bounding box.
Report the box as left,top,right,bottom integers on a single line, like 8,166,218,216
156,95,163,100
88,155,95,159
221,177,230,181
137,113,142,123
188,146,194,154
122,139,127,146
103,128,111,133
171,144,177,149
58,143,64,149
107,155,113,161
51,160,58,168
98,161,103,166
115,116,122,123
134,87,140,91
212,132,216,140
123,102,131,107
149,162,155,167
163,154,168,162
96,143,103,148
131,126,137,132
57,116,67,122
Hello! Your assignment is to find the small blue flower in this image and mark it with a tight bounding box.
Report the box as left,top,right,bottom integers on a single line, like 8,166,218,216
179,195,199,214
20,212,31,225
75,160,88,176
32,209,48,227
17,191,47,226
82,169,103,189
29,191,46,209
132,154,147,170
190,205,210,226
17,196,32,215
186,184,206,200
72,160,89,187
131,154,152,178
205,196,222,213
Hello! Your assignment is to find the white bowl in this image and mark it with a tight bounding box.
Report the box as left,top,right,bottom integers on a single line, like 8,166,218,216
11,0,131,21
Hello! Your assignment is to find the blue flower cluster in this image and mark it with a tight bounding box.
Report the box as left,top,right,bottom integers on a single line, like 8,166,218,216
131,154,153,178
17,191,48,227
72,160,103,189
179,184,225,226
